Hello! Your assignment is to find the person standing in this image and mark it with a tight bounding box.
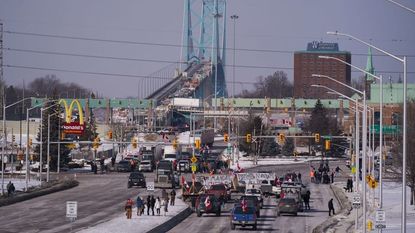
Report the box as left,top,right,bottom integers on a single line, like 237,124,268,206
297,172,302,182
170,189,176,206
155,197,161,215
146,196,151,215
331,171,335,183
303,190,311,210
136,196,144,216
125,198,133,219
150,196,156,216
328,198,335,216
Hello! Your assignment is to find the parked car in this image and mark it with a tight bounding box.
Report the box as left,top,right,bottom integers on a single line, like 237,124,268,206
277,198,299,216
128,172,146,188
196,194,221,217
139,160,153,172
230,205,257,230
207,184,231,202
117,160,131,172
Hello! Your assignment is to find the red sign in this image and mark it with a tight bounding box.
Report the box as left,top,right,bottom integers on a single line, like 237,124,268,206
62,122,85,135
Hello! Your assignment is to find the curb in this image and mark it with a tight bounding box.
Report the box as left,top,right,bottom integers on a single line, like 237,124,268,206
312,183,353,233
0,179,79,207
147,207,193,233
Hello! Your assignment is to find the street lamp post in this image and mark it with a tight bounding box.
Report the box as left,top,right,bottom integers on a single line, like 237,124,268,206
47,110,60,182
327,31,407,233
230,14,239,98
1,97,32,195
319,55,385,207
312,74,368,233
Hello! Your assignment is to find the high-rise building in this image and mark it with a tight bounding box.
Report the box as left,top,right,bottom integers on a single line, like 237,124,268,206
294,41,351,99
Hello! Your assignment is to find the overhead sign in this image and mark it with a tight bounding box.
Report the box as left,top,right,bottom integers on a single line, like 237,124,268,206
375,209,386,229
62,122,85,135
147,182,154,191
66,201,78,218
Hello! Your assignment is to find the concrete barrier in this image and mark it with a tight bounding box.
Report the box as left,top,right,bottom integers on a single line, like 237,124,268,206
0,179,79,207
147,207,193,233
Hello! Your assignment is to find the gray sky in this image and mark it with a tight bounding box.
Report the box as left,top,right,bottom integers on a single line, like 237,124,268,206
1,0,414,98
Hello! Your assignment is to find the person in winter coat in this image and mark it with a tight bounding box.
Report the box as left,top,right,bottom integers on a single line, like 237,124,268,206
146,196,151,215
170,189,176,206
328,198,335,216
150,196,156,216
155,197,161,215
125,198,133,219
303,190,311,210
163,196,169,215
136,196,144,216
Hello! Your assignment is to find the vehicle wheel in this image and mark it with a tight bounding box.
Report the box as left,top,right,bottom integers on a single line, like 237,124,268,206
253,224,257,230
230,223,235,230
197,211,202,217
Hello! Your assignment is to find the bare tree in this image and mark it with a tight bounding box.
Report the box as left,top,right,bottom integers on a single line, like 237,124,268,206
238,71,293,98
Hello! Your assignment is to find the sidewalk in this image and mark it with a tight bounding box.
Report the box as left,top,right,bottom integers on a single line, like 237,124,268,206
76,198,189,233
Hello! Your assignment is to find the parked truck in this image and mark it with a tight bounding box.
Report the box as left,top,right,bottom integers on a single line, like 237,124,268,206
154,160,177,189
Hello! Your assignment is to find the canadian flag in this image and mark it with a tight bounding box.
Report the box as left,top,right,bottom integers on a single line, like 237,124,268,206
205,195,211,209
241,198,248,212
181,175,186,187
237,162,243,173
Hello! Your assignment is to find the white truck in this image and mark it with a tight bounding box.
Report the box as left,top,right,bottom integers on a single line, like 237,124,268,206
163,145,178,162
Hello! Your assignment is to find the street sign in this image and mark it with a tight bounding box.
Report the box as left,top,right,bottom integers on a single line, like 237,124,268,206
147,182,154,191
66,201,78,218
375,209,386,229
352,193,361,208
191,164,197,172
190,156,197,163
351,166,356,174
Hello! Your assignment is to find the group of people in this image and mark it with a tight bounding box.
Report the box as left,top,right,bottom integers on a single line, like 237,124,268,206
310,163,342,184
125,189,176,219
90,158,107,174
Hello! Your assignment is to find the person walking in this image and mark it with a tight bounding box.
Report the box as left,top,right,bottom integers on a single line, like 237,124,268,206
150,196,156,216
7,181,12,197
331,171,335,183
303,190,311,210
136,196,144,216
146,196,151,215
162,198,168,216
155,197,161,215
125,198,133,219
328,198,335,216
163,196,169,215
170,189,176,206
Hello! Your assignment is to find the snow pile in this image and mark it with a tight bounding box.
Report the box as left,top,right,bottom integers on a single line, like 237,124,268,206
77,198,188,233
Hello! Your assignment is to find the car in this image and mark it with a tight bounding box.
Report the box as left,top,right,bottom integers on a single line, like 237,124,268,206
139,160,153,172
245,188,263,208
177,159,190,173
239,195,261,217
277,198,299,216
196,194,221,217
117,160,132,172
128,172,146,188
230,205,257,230
207,184,231,202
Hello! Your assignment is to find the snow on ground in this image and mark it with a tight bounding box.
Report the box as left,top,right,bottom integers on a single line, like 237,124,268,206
76,198,188,233
0,177,41,194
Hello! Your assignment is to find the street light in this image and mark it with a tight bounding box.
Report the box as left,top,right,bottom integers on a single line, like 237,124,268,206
47,110,60,182
1,97,32,195
230,14,239,98
319,55,385,208
327,31,407,233
312,73,369,233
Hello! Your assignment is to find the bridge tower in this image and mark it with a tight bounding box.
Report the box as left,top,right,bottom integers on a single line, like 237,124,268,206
182,0,228,98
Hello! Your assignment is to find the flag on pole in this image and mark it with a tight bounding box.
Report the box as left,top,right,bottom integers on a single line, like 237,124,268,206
205,195,211,209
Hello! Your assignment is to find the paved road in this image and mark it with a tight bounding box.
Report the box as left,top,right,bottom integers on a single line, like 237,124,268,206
0,172,159,233
169,160,346,233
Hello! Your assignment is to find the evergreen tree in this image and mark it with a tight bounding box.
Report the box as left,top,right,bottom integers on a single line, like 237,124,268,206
261,137,280,156
306,99,330,135
282,138,294,156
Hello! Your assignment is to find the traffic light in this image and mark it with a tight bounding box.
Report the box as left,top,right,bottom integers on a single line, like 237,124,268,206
224,133,229,142
314,133,320,143
195,139,201,149
61,132,66,140
278,133,286,144
173,139,178,150
93,137,100,150
246,134,252,143
12,135,15,143
367,220,373,231
132,138,138,149
325,140,331,151
29,138,33,147
107,130,113,139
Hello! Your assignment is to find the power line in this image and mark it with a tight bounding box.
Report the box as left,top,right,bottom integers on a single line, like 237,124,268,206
5,30,415,58
4,47,413,74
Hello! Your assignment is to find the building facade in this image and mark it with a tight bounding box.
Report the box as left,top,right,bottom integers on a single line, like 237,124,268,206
294,41,351,99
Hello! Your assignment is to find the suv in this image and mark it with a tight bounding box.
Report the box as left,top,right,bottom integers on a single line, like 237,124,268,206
207,184,231,202
196,194,221,217
139,160,153,172
230,205,257,230
245,188,263,208
277,198,298,216
128,172,146,188
117,160,131,172
177,159,190,173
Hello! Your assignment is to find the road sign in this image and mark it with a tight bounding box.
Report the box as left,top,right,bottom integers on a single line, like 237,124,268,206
191,156,197,163
191,164,197,172
351,166,356,174
352,193,361,208
147,182,154,191
66,201,78,218
375,209,386,229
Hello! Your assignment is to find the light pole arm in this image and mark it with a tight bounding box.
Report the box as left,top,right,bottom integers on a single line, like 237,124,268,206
5,97,33,109
312,74,364,95
318,56,381,81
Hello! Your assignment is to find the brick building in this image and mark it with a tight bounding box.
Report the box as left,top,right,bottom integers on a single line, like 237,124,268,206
294,41,351,99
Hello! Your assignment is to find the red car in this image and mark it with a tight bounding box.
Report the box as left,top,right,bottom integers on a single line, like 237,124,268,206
207,184,231,202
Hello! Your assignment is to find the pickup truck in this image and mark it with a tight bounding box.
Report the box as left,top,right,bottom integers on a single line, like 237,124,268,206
196,194,221,217
230,205,257,230
207,184,231,202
